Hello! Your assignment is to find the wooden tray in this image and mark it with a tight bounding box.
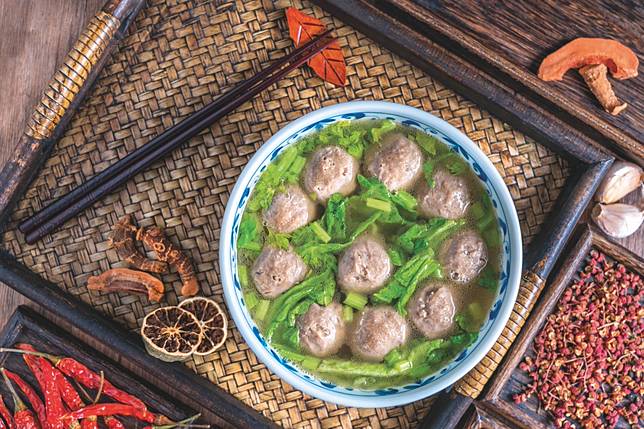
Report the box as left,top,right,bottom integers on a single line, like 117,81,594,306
463,225,643,428
0,1,620,428
312,0,642,164
0,306,199,427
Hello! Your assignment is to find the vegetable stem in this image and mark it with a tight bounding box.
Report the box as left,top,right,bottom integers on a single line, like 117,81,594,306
343,292,368,310
365,198,391,213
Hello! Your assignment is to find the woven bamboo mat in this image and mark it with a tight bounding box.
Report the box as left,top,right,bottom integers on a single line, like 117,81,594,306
2,0,569,427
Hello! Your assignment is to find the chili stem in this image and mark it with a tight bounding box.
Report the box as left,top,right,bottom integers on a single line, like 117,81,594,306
93,372,105,404
0,368,26,412
0,348,60,365
153,413,210,428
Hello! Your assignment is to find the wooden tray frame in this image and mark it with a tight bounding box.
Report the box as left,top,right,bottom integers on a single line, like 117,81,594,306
0,1,618,428
466,225,643,428
0,306,198,426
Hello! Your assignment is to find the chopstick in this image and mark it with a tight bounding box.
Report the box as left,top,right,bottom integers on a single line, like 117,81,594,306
20,30,335,244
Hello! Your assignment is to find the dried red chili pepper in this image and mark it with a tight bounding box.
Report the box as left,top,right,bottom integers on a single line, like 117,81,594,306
1,368,40,429
16,345,79,429
0,395,13,429
103,416,126,429
6,345,146,410
3,370,46,427
79,417,97,429
64,403,172,425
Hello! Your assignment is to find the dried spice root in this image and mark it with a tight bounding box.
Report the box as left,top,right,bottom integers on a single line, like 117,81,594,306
579,64,627,115
88,268,164,302
137,227,199,297
110,216,168,274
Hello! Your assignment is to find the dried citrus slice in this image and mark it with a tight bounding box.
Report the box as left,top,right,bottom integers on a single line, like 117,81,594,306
179,297,228,355
141,306,203,362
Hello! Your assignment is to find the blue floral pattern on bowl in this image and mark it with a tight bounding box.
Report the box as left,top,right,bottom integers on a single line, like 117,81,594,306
220,101,522,408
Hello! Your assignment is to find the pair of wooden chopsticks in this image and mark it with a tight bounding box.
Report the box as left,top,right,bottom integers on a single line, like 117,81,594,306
19,30,335,244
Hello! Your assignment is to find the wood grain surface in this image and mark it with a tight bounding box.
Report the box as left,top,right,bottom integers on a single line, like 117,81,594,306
0,0,104,328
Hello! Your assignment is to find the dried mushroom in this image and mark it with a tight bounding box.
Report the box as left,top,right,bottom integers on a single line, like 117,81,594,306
579,64,627,115
538,38,639,81
87,268,164,302
538,37,639,116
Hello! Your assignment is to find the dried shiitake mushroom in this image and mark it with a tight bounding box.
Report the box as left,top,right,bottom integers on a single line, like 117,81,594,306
141,306,203,362
179,297,228,355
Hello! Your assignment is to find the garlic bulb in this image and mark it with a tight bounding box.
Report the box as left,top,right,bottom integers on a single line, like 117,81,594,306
592,203,643,238
595,161,643,204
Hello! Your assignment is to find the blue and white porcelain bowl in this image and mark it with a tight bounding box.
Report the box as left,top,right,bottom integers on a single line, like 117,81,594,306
220,101,522,408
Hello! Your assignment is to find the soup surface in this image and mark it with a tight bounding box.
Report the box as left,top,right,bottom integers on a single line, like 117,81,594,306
236,120,501,389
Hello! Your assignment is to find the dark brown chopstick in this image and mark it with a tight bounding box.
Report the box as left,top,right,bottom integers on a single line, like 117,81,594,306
21,31,335,244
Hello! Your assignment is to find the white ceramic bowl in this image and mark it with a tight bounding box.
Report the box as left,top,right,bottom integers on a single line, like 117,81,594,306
220,101,522,408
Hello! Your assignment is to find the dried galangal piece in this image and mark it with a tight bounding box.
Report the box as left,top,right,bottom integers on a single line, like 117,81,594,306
137,226,199,297
109,215,168,274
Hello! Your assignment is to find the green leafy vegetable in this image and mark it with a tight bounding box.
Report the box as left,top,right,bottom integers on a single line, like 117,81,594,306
397,218,466,255
310,222,331,243
264,270,336,340
247,146,299,212
254,299,270,321
387,248,404,267
266,230,290,250
323,194,347,242
391,190,417,212
477,266,498,291
282,326,301,350
238,214,262,251
371,280,406,304
287,299,314,327
413,132,439,156
369,120,396,143
455,302,486,333
316,121,368,159
244,290,260,311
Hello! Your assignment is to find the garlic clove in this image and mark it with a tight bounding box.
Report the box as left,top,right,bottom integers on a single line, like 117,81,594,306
592,203,644,239
595,161,643,204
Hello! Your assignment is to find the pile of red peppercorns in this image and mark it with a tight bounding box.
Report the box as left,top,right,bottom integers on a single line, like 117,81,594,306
514,249,642,428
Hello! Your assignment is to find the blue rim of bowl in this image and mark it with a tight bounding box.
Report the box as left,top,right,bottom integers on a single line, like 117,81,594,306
220,101,522,408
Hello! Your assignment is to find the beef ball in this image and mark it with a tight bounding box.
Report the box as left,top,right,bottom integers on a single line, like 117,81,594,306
366,133,423,191
439,229,488,284
251,246,307,299
297,302,347,357
408,284,455,339
349,306,410,362
337,236,392,294
416,168,471,219
263,184,317,233
302,146,358,203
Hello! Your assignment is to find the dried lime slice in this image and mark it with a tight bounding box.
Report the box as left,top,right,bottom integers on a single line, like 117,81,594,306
141,306,203,362
179,297,228,355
